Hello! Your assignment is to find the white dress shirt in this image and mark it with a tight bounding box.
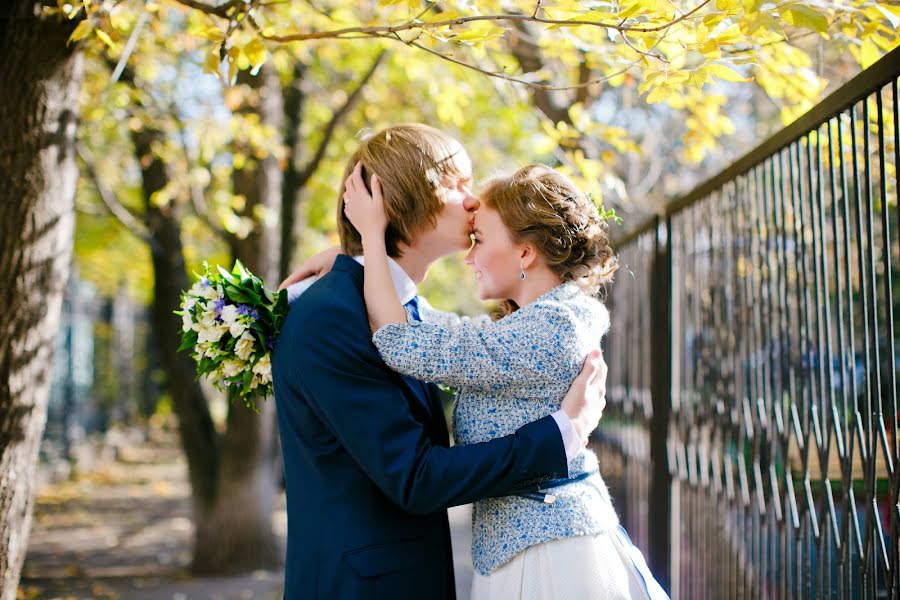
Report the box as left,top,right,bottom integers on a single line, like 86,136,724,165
286,256,581,462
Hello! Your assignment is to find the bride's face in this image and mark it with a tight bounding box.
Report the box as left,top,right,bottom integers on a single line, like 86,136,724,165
463,206,524,300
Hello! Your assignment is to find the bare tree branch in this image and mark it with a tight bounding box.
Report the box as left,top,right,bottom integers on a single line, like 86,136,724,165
296,49,388,186
397,33,638,92
110,11,148,84
77,144,160,251
170,0,243,19
250,4,713,43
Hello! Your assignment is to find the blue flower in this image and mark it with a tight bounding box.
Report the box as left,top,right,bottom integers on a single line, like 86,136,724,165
200,277,212,288
237,304,251,316
213,297,226,314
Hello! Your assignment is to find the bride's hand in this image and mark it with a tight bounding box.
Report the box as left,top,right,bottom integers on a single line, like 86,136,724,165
278,245,341,290
343,161,388,242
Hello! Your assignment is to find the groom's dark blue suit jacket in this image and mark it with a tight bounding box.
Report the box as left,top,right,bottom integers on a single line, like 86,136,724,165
271,256,569,599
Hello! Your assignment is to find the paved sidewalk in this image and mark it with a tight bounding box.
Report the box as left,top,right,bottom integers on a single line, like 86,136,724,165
20,437,475,600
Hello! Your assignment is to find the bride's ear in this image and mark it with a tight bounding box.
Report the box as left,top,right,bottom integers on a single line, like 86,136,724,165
519,244,538,270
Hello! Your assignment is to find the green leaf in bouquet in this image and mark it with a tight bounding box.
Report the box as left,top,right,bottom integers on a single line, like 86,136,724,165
244,287,262,305
240,394,260,414
217,265,238,285
263,286,275,304
178,329,198,352
274,288,288,320
252,329,266,348
197,356,213,377
224,285,251,304
233,259,253,282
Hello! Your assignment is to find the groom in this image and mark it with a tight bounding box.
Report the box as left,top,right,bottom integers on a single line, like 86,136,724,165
272,123,607,599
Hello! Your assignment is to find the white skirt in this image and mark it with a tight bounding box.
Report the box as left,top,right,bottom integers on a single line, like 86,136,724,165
470,529,654,600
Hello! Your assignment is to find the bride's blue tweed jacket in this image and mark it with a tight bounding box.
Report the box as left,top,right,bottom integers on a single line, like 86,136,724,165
374,283,620,575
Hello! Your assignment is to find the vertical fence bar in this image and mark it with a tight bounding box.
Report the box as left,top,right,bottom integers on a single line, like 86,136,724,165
649,216,674,591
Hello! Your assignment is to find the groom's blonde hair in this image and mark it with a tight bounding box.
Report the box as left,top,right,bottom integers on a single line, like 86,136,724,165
338,123,469,258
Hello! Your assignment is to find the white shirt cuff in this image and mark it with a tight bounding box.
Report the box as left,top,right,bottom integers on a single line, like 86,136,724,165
550,410,580,465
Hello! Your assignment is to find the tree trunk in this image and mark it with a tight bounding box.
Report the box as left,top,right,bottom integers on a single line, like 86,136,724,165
231,64,283,285
192,398,280,573
189,62,285,574
279,62,307,281
0,3,82,598
131,67,281,573
134,127,220,514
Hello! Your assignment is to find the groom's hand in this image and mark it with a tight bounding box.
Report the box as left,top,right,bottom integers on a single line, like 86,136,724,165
560,350,607,446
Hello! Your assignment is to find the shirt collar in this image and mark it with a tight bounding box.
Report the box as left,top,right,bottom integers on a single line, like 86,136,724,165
352,255,418,305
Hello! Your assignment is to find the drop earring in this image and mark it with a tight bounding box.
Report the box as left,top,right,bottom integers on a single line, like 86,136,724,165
519,265,526,280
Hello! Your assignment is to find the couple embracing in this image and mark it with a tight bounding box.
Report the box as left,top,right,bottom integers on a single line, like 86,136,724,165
272,123,668,600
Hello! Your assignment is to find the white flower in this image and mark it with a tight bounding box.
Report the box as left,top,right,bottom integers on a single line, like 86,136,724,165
221,359,244,378
198,285,220,301
199,342,220,359
229,320,246,338
220,304,239,324
182,312,194,332
198,323,225,344
252,354,272,384
235,331,255,361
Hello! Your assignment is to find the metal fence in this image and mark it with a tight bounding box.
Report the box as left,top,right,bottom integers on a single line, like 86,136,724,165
598,46,900,599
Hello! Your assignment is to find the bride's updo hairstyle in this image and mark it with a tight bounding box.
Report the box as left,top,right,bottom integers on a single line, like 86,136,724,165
479,164,618,315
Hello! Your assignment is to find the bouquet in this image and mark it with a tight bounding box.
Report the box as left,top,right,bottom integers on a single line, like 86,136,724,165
176,260,288,412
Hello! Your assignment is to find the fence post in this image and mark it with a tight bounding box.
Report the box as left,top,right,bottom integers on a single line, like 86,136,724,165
648,216,675,592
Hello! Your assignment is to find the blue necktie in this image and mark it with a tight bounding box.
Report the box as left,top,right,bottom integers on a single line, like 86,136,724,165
404,296,421,322
401,295,432,416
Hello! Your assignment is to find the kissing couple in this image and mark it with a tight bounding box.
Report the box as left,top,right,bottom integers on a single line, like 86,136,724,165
272,123,668,600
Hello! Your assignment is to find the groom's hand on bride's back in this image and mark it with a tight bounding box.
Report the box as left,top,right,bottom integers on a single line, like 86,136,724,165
561,350,608,447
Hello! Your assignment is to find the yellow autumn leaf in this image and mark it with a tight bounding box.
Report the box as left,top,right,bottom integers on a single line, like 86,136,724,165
646,83,673,103
782,6,829,33
712,23,743,44
708,63,751,82
68,20,92,45
243,38,267,67
202,50,220,75
95,29,117,50
617,2,644,21
700,41,722,59
453,23,505,45
687,68,708,88
227,45,240,85
859,38,881,69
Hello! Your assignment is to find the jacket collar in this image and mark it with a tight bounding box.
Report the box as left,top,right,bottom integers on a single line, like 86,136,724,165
332,254,418,305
